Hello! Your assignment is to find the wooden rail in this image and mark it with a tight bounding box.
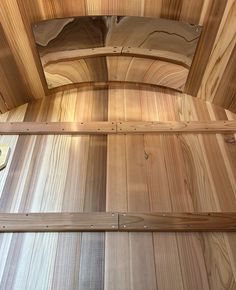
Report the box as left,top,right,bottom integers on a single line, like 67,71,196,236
0,212,236,232
41,46,191,68
0,122,116,134
119,213,236,232
0,121,236,135
0,212,118,232
117,121,236,133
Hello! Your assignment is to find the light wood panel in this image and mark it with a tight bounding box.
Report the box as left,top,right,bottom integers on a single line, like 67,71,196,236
0,23,30,113
214,43,236,113
196,0,236,111
106,84,236,290
0,88,107,289
0,86,236,288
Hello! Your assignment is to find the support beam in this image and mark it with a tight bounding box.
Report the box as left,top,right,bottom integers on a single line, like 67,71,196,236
0,212,236,232
0,212,118,232
117,121,236,133
0,121,236,135
119,213,236,232
0,121,116,134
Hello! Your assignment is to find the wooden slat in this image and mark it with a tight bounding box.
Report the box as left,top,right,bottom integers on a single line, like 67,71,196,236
118,121,236,133
119,213,236,232
0,212,118,232
1,121,236,135
42,46,191,68
1,212,236,232
0,121,116,134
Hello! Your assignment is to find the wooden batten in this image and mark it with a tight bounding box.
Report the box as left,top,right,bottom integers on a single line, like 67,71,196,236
0,120,235,134
0,212,118,232
1,212,236,232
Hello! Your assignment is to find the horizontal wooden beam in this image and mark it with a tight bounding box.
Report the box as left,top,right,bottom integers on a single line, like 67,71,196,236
0,212,118,232
119,213,236,231
0,121,235,135
0,121,116,134
42,46,190,68
0,212,236,232
117,121,236,133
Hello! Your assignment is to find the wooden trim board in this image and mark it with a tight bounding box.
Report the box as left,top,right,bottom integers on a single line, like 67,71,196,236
117,121,236,133
0,121,116,134
0,121,236,135
0,212,236,232
42,46,191,68
0,212,118,232
119,213,236,232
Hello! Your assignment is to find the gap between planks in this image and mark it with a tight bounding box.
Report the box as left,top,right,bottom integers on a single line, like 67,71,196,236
0,212,236,232
0,121,236,135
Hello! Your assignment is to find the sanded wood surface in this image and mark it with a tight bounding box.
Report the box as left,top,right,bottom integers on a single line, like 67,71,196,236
119,213,236,231
117,120,236,133
0,121,116,134
1,120,235,135
1,212,236,232
0,212,118,232
0,87,236,289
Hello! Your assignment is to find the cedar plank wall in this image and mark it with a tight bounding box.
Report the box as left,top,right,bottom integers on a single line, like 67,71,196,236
0,24,30,113
1,86,236,289
0,0,236,113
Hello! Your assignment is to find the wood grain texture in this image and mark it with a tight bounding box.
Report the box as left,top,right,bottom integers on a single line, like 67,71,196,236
0,0,45,100
0,88,107,289
0,212,118,232
119,213,236,231
0,86,236,288
117,120,236,133
196,0,236,110
0,0,232,113
106,84,236,290
1,120,235,135
0,121,116,134
214,43,236,113
0,24,30,113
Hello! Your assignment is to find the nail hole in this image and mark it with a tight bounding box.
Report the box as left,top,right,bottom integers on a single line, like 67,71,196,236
26,214,29,216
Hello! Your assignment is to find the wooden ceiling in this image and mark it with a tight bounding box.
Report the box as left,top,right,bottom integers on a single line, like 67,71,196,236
0,0,235,113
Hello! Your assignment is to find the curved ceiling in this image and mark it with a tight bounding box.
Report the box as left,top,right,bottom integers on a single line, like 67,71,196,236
32,16,201,91
0,0,235,113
